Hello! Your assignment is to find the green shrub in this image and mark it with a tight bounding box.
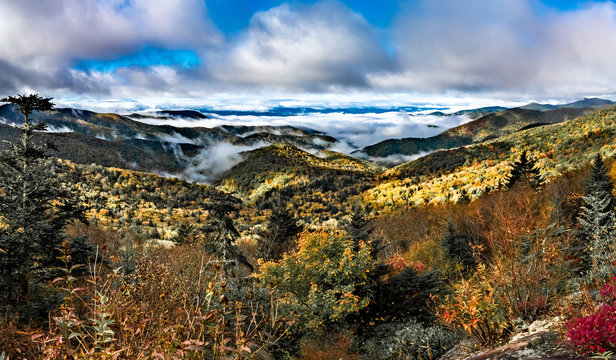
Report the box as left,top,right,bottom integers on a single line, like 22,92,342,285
362,320,462,360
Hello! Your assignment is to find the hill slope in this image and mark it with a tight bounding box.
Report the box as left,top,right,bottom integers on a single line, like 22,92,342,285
215,143,382,221
363,106,616,211
0,105,342,178
360,107,591,160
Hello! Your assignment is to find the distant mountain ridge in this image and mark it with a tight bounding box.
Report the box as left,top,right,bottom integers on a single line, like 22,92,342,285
0,104,342,178
359,98,614,161
158,110,208,119
362,103,616,212
518,97,614,111
1,97,613,185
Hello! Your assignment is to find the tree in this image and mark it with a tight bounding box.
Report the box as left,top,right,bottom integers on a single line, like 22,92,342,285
360,267,441,332
457,188,471,205
171,222,199,245
258,231,374,332
575,154,616,280
342,203,389,286
202,193,252,276
584,154,615,212
440,218,476,271
343,203,386,257
257,203,302,261
0,94,86,315
503,151,544,191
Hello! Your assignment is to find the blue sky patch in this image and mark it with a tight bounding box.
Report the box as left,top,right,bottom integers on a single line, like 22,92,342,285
207,0,400,34
74,47,201,73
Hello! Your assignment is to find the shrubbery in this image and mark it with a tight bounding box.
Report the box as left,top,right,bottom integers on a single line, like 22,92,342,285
258,230,374,332
362,320,462,360
567,277,616,355
437,264,511,346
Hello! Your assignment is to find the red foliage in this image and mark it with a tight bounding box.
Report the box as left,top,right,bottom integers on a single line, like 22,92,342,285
387,254,409,273
566,277,616,354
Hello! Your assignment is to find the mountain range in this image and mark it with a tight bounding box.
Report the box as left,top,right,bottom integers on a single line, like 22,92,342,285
359,98,614,160
0,105,339,177
1,97,614,192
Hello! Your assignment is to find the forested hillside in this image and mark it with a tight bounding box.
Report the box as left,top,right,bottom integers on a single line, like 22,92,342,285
0,104,340,176
365,106,616,211
4,94,616,359
360,106,592,159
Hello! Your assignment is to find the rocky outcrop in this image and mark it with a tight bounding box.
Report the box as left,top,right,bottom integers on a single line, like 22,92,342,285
441,319,583,360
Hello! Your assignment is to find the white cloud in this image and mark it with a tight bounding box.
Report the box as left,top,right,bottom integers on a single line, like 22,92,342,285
4,0,616,101
129,110,472,150
371,0,616,96
159,132,196,144
0,0,221,95
183,141,269,183
355,151,434,167
208,1,390,91
0,0,220,64
44,125,74,133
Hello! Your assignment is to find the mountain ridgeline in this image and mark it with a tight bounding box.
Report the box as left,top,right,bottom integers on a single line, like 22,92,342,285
359,101,612,159
0,104,340,177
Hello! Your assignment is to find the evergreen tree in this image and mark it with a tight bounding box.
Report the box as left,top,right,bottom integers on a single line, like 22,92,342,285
343,203,400,332
503,151,544,190
440,218,476,271
457,188,471,205
171,222,198,245
584,154,615,213
203,194,252,275
343,203,387,258
343,203,388,266
118,235,136,278
344,203,373,250
0,94,87,315
257,203,302,261
575,154,616,280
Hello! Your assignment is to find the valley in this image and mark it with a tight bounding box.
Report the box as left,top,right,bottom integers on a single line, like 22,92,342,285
2,96,616,359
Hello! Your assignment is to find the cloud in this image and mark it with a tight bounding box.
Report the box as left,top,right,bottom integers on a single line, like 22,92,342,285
183,141,269,183
370,0,616,96
130,110,472,150
4,0,616,101
355,151,434,167
0,0,220,63
206,1,391,91
159,132,196,144
44,124,74,133
0,0,221,95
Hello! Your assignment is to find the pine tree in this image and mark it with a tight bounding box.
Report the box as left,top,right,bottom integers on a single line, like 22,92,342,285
343,203,390,330
171,223,198,245
344,203,387,258
257,203,302,261
440,218,476,271
575,154,616,280
203,194,252,275
584,154,615,214
457,188,471,205
503,151,544,191
344,203,373,251
0,94,87,315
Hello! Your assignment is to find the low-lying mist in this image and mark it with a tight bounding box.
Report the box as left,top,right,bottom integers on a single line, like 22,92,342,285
131,110,471,150
183,141,269,184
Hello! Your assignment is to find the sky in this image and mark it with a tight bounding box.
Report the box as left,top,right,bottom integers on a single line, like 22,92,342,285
1,0,616,111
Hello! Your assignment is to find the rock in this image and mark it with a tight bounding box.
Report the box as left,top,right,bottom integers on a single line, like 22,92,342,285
439,318,583,360
441,339,480,360
465,331,581,360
